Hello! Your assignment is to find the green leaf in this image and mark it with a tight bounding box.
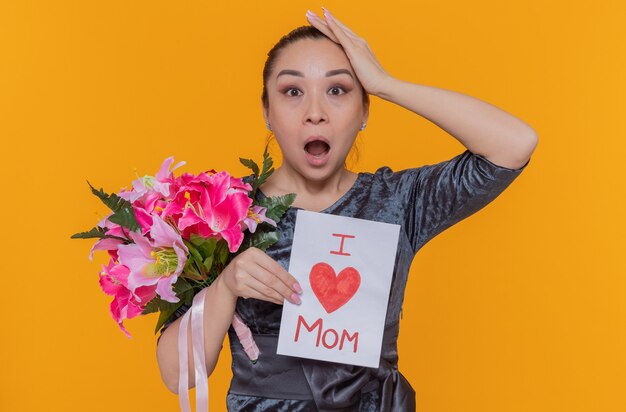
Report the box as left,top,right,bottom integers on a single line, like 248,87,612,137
108,210,140,233
182,254,202,278
189,234,217,258
184,240,204,265
247,229,280,252
143,295,182,316
70,225,129,243
257,144,274,188
87,180,140,232
215,240,229,265
246,143,277,201
239,157,260,176
173,277,194,295
257,193,297,223
203,256,214,272
142,297,161,315
70,225,108,240
147,278,197,334
183,290,195,306
153,302,185,334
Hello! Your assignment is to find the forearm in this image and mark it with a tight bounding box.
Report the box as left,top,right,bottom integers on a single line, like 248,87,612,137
376,76,538,169
156,275,237,394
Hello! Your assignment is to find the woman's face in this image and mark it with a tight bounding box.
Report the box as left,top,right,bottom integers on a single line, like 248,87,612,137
263,37,368,181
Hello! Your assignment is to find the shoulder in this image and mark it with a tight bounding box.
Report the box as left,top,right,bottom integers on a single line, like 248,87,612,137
368,149,529,187
359,151,476,197
355,166,422,203
363,165,426,191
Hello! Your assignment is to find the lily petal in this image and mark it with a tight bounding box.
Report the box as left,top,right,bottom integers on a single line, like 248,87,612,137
156,275,179,303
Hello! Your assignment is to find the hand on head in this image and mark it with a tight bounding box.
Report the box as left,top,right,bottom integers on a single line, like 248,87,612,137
305,8,392,97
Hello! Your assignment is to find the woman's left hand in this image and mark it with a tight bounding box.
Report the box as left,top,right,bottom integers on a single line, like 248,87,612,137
306,8,392,97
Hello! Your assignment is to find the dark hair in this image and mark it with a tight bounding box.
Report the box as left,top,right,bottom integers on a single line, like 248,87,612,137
261,25,369,169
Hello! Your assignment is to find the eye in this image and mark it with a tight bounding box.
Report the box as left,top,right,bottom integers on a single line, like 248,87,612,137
281,85,348,97
329,86,347,96
284,87,302,97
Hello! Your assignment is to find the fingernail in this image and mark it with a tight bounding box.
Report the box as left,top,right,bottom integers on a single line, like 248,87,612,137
291,293,302,305
293,282,303,294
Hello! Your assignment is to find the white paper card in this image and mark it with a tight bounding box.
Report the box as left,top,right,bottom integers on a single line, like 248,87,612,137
276,209,401,368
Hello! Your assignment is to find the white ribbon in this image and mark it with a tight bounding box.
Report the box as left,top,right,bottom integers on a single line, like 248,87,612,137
177,288,209,412
176,287,260,411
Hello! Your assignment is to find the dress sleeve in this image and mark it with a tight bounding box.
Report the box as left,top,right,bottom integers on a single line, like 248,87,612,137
397,149,530,254
156,303,191,344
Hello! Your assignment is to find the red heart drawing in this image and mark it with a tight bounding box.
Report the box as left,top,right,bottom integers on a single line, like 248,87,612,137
309,262,361,314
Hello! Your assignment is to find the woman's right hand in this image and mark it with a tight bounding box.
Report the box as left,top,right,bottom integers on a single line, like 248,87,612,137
218,247,303,305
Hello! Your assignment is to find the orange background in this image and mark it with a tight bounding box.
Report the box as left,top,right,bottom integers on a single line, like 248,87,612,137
1,1,624,411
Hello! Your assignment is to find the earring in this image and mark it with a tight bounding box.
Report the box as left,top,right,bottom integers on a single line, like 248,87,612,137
266,121,272,131
360,122,367,131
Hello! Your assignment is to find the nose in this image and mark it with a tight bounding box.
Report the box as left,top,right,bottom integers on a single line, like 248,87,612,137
303,90,328,125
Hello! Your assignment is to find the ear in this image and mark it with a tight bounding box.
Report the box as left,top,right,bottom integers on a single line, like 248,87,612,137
261,100,269,124
362,101,370,125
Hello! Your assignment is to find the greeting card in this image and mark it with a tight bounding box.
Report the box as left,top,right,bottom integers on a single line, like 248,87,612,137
276,210,400,368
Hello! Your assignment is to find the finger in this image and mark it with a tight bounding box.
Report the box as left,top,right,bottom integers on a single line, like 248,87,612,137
244,276,285,305
321,8,357,36
254,248,302,296
320,9,356,48
306,14,338,43
247,251,301,302
322,8,361,42
306,10,339,43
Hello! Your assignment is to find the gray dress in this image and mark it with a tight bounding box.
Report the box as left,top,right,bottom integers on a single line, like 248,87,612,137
159,149,529,411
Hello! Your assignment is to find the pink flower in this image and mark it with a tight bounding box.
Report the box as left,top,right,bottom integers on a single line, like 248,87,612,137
163,171,253,253
89,213,126,262
132,205,154,236
99,259,157,338
241,205,276,233
118,156,186,204
117,214,189,303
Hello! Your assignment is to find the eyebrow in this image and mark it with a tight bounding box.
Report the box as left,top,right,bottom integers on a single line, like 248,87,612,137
276,69,354,80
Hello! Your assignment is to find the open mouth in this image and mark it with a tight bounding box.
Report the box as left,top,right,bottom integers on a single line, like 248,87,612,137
304,140,330,158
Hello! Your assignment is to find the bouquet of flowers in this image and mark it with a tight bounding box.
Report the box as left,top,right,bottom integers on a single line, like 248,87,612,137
71,145,295,365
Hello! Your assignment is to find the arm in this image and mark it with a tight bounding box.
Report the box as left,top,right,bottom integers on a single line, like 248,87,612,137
155,246,302,394
375,77,538,170
304,9,538,170
156,274,237,394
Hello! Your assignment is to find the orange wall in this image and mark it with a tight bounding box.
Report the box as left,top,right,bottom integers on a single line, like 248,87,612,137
1,1,624,411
